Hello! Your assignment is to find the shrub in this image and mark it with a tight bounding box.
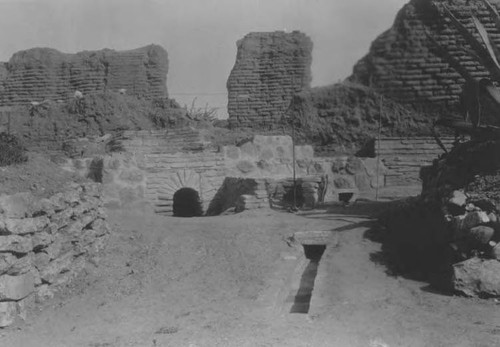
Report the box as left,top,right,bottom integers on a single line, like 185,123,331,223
0,133,28,166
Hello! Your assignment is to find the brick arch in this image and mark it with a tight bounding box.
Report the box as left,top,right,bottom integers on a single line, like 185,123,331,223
156,169,203,214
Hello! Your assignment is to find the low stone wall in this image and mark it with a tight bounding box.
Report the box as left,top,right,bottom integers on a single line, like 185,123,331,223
62,132,389,216
0,183,109,327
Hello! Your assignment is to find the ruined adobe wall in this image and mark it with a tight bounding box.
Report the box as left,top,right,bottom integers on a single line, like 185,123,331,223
349,0,500,110
227,31,312,128
0,183,109,327
0,44,168,106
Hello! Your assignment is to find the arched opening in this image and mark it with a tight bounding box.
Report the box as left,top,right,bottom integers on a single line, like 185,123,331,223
173,187,203,217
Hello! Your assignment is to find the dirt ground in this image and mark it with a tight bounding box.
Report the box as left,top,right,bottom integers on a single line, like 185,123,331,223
1,202,499,347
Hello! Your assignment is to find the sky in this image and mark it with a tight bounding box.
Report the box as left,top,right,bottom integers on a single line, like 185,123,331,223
0,0,406,118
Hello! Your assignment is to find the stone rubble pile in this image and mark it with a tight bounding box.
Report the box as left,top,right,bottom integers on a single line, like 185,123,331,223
0,183,110,327
418,139,500,297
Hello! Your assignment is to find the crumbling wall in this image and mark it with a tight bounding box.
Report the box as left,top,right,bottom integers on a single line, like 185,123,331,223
0,183,109,327
287,82,437,155
0,44,168,106
349,0,500,111
227,31,312,129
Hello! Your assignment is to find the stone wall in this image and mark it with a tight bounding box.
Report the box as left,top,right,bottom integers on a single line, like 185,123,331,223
0,183,109,327
62,130,390,215
227,31,313,129
376,136,455,187
349,0,500,111
0,44,168,106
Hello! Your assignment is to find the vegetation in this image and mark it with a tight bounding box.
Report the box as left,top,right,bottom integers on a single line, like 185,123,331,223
0,132,28,166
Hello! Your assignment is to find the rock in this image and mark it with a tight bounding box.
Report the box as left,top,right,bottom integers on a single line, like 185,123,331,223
453,257,500,297
333,176,355,189
490,243,500,260
449,190,467,207
2,216,49,235
3,253,33,276
0,302,18,327
225,146,240,160
236,160,255,174
0,253,16,274
33,252,51,270
40,251,75,284
461,211,489,232
90,218,110,236
45,237,64,260
17,293,35,321
488,212,498,223
50,208,74,230
345,157,364,175
0,235,33,254
468,226,495,246
0,273,35,300
0,192,37,218
32,232,54,251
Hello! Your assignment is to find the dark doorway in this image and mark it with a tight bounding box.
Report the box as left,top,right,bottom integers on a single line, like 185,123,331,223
173,187,203,217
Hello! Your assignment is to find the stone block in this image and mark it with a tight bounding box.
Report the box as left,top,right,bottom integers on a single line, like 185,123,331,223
50,208,74,230
40,251,75,284
3,253,33,276
33,252,51,270
236,160,256,174
2,216,49,235
225,146,240,160
453,257,500,297
468,226,495,246
333,176,355,189
90,218,110,236
0,235,33,254
0,192,37,218
45,236,63,260
0,273,35,300
462,211,490,232
0,301,18,327
449,190,467,207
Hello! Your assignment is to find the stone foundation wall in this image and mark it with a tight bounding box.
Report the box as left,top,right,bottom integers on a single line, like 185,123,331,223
0,183,110,327
227,31,312,128
62,131,391,216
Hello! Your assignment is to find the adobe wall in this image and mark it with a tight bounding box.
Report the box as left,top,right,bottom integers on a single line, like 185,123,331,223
0,44,168,106
349,0,500,110
227,31,313,128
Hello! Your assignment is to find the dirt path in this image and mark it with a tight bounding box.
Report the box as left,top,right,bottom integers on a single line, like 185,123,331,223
1,203,499,346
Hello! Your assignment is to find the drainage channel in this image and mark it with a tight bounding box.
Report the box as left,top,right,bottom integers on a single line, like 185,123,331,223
290,244,326,314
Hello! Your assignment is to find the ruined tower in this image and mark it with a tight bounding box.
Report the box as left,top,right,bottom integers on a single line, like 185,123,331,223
227,31,313,129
